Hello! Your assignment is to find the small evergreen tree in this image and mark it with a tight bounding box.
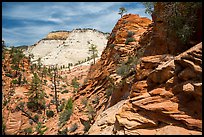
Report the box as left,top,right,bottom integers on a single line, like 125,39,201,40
142,2,155,15
59,98,73,126
118,7,127,18
25,73,45,111
10,48,25,77
88,44,98,64
71,77,79,93
51,65,60,113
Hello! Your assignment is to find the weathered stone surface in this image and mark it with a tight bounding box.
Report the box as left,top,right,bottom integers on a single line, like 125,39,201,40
147,59,175,84
178,67,197,80
88,42,202,135
155,125,202,135
5,112,22,135
88,100,126,135
143,3,202,56
175,59,202,74
3,4,202,135
183,83,194,94
116,105,157,129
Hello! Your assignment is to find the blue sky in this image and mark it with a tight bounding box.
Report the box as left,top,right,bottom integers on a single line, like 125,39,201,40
2,2,151,47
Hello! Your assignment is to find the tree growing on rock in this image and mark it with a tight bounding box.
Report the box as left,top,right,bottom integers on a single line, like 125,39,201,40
10,48,25,77
142,2,155,15
25,73,46,112
142,2,202,44
88,44,98,65
71,77,79,93
50,65,60,113
118,7,127,18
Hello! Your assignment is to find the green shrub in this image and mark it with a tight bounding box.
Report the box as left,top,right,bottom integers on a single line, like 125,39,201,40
46,110,54,118
11,79,19,84
71,77,79,92
92,95,99,104
2,123,6,135
87,105,95,120
143,2,202,44
69,123,78,132
116,63,130,77
44,80,47,85
127,31,135,37
65,98,73,110
105,88,113,98
24,127,32,135
58,102,65,112
62,84,67,88
3,99,8,107
33,114,39,122
83,121,91,132
125,37,135,45
58,128,68,135
35,122,48,135
59,98,73,126
109,44,115,48
110,33,116,39
113,53,120,62
83,78,88,85
27,102,38,111
81,97,88,106
11,65,19,71
23,77,27,84
5,73,13,78
142,2,155,15
59,109,72,126
27,100,45,111
50,99,55,104
61,90,69,94
17,101,25,110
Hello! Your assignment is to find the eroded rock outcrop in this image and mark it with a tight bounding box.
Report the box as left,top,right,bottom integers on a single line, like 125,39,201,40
88,42,202,135
43,31,70,40
143,2,202,56
66,14,151,135
87,3,202,134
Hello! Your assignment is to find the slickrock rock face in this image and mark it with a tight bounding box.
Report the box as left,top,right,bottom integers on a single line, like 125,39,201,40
88,42,202,135
86,4,202,134
67,14,151,135
24,29,109,66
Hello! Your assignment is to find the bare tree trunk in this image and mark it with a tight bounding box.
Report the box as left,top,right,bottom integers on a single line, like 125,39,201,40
53,67,59,113
17,106,38,123
93,50,95,64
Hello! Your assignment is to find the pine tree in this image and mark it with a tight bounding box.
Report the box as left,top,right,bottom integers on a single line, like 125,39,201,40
25,73,45,112
51,65,60,113
10,48,25,77
118,7,127,18
88,44,98,65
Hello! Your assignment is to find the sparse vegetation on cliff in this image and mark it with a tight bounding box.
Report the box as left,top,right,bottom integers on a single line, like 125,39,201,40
59,98,73,127
88,44,98,65
2,2,202,135
25,73,46,112
143,2,202,44
118,7,127,18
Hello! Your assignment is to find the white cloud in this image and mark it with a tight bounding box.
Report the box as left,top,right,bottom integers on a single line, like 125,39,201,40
2,25,54,46
2,2,150,46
